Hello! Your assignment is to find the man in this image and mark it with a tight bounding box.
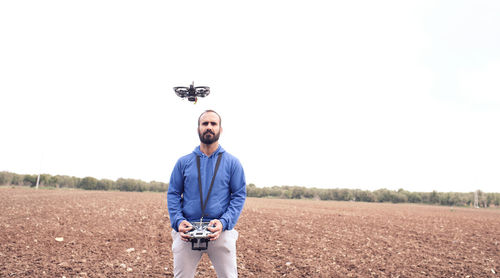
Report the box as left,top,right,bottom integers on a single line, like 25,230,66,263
167,110,246,278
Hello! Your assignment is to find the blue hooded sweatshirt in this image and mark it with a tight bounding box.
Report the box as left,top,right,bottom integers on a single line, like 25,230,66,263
167,145,246,232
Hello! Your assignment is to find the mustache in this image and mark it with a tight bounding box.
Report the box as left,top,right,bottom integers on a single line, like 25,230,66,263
203,130,215,136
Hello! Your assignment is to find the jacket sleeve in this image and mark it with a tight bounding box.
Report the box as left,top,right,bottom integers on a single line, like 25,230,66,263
219,158,246,230
167,159,186,232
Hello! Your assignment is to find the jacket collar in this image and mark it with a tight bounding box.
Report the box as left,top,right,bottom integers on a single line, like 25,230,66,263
193,145,225,158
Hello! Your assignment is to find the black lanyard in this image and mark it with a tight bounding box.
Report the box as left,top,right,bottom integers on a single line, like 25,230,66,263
196,153,223,222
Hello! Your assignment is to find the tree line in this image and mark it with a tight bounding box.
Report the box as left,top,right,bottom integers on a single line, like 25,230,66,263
0,171,168,192
247,184,500,208
1,171,498,207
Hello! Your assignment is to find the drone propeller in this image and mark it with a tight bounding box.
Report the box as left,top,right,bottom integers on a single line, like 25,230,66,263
194,86,210,97
174,87,190,98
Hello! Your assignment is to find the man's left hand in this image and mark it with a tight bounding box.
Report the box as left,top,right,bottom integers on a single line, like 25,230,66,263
207,219,223,241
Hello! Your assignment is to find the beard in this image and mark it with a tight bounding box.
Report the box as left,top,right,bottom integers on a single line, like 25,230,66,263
198,129,220,145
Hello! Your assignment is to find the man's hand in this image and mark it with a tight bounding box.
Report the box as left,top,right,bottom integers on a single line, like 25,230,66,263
207,219,223,241
178,220,193,242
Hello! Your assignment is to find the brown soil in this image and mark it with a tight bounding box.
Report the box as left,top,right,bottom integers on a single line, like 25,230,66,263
1,188,499,277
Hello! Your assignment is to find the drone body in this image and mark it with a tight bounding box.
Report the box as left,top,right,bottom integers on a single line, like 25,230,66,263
174,82,210,103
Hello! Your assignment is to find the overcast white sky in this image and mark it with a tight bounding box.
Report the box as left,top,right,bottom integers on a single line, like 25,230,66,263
1,0,499,193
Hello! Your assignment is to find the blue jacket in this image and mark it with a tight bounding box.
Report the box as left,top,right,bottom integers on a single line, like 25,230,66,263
167,145,246,231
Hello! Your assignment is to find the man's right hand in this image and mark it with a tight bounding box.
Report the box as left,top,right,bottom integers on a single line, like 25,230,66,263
178,220,193,242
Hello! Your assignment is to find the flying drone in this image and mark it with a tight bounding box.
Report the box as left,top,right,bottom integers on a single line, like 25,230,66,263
174,82,210,103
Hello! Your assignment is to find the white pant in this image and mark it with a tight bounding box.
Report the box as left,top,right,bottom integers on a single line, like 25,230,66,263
171,229,239,278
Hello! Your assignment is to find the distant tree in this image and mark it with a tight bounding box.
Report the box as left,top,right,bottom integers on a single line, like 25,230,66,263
268,186,282,197
148,181,168,192
392,192,408,203
39,174,51,186
281,188,292,199
116,178,147,192
354,190,375,202
407,192,422,203
449,192,465,206
0,171,13,185
11,174,22,185
429,190,439,204
97,179,114,191
318,189,332,201
291,187,304,199
338,188,353,201
23,175,38,187
329,189,340,200
80,177,98,190
48,176,59,187
374,189,392,202
54,175,79,188
303,187,316,199
247,183,257,197
494,194,500,206
439,192,452,206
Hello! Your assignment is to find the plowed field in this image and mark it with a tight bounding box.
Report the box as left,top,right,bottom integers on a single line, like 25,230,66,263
1,188,499,277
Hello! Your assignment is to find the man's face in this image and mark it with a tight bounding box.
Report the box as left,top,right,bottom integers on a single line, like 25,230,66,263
198,112,222,145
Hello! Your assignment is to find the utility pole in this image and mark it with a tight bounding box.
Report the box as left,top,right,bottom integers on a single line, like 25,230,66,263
36,153,43,190
35,174,40,189
474,190,479,208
